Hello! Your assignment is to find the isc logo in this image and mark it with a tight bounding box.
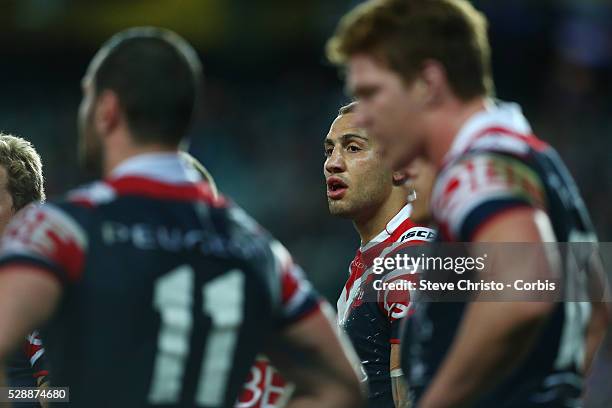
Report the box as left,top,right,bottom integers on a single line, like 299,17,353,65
399,228,436,242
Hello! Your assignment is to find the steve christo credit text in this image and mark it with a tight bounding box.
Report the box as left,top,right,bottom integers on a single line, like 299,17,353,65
371,253,557,292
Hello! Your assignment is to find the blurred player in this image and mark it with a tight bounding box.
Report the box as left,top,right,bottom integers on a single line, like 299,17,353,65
179,151,218,199
327,0,608,406
180,152,289,408
325,101,435,407
0,135,47,407
0,27,365,408
403,158,437,226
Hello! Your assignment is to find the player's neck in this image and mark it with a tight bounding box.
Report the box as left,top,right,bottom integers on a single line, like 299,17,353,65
426,96,487,168
104,133,179,177
354,191,407,246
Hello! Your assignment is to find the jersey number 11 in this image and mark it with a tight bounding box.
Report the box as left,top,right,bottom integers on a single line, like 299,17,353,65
148,265,244,406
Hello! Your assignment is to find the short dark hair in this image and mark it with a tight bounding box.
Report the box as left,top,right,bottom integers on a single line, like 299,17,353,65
93,27,203,146
338,101,358,116
0,134,45,210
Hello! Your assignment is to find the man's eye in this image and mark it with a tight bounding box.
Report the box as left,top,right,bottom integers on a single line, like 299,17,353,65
324,147,334,157
347,145,361,153
354,86,377,100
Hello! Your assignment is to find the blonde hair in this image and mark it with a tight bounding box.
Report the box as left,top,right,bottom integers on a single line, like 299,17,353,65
326,0,494,100
0,134,45,210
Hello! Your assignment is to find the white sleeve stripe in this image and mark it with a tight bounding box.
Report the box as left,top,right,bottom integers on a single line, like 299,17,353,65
283,279,312,317
0,250,65,269
30,348,45,366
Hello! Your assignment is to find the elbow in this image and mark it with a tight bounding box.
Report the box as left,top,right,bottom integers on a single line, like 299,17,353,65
332,379,368,408
323,374,367,408
292,371,367,408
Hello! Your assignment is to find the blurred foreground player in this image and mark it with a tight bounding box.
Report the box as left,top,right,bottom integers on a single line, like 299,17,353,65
0,135,47,407
327,0,609,406
181,153,290,408
0,27,365,408
325,102,435,407
180,151,218,199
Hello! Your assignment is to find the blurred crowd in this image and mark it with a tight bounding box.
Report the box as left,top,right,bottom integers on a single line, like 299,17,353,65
0,0,610,300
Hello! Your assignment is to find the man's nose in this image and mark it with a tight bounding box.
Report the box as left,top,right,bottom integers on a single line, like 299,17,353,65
325,148,346,174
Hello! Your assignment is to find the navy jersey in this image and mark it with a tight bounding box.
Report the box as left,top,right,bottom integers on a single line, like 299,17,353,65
403,101,596,407
337,204,435,408
0,153,320,408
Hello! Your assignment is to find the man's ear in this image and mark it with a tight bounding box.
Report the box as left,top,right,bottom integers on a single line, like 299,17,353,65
416,59,448,107
392,170,408,186
94,90,121,136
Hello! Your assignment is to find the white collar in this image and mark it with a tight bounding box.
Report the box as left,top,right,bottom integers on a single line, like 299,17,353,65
110,152,203,184
444,99,532,164
361,203,412,251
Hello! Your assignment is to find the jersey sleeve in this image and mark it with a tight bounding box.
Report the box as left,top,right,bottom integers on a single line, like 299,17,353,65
432,152,546,242
377,270,418,344
269,240,321,328
25,331,49,379
377,226,436,343
0,203,88,283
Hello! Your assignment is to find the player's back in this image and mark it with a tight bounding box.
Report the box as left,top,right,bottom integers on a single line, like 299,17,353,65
2,154,319,408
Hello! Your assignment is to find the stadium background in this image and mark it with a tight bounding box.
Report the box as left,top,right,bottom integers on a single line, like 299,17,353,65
0,0,610,301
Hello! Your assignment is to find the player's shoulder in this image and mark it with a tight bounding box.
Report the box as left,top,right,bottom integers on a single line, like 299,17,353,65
21,181,120,231
433,151,546,209
1,201,89,281
64,180,118,208
395,224,437,244
462,127,548,160
432,150,547,241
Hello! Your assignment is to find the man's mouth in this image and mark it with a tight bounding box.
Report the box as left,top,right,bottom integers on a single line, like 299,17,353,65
326,177,348,200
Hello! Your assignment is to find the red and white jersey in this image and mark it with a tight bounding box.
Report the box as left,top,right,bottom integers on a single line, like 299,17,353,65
336,204,435,406
408,100,596,406
337,204,436,340
431,100,548,242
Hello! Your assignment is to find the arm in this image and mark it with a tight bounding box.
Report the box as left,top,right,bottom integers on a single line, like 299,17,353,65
0,266,61,361
265,303,366,408
585,301,609,374
584,252,610,373
391,343,411,408
0,266,61,408
418,208,557,408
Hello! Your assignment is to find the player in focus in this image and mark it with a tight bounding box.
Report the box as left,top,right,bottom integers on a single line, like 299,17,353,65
0,27,365,408
325,101,435,408
327,0,609,406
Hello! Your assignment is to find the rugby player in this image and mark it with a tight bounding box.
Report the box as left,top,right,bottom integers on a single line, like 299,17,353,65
0,27,365,408
0,135,47,408
327,0,609,406
325,101,435,408
181,152,289,408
